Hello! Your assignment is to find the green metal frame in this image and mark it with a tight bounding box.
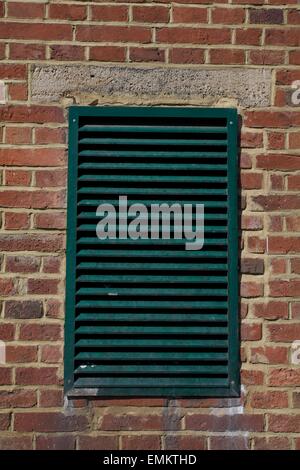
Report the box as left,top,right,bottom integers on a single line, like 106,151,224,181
64,106,240,397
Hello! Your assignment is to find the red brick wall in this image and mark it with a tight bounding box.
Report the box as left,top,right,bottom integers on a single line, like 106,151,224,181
0,0,300,450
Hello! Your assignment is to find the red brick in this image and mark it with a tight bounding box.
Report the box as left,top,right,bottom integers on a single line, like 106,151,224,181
34,212,66,230
0,147,66,166
173,7,207,23
291,259,300,274
212,7,245,24
291,302,300,319
77,26,151,44
0,436,33,450
241,258,264,275
0,106,65,124
4,212,30,230
0,369,13,386
268,132,285,150
276,70,300,85
0,45,5,61
268,323,300,342
50,45,84,61
241,323,262,341
78,436,119,450
253,301,288,320
45,300,62,319
253,437,290,450
0,190,65,209
241,369,264,385
286,216,300,230
120,434,161,450
0,233,64,252
268,237,300,254
89,46,126,62
236,28,261,45
27,278,59,295
5,170,31,186
254,195,300,211
5,300,42,319
268,215,283,232
7,83,28,101
0,413,10,431
210,436,249,450
9,43,45,60
186,414,264,432
42,256,61,274
35,128,66,145
271,258,287,274
0,324,15,341
241,172,263,189
0,23,72,41
0,64,26,80
130,47,165,62
0,278,15,296
14,412,89,432
19,324,62,341
157,27,230,44
91,5,128,22
100,413,166,431
35,169,67,187
133,6,169,23
169,48,205,64
0,389,37,408
241,131,263,148
0,1,4,17
15,367,58,386
36,435,76,450
6,256,40,274
265,29,300,46
41,345,62,364
288,176,300,191
247,236,265,253
245,111,300,128
251,391,288,409
249,50,285,65
39,389,63,408
268,414,300,432
289,50,300,65
270,174,284,191
288,9,300,24
292,392,300,408
241,215,263,230
289,132,300,149
49,3,86,21
8,2,44,18
249,8,283,24
269,368,300,386
210,49,245,64
164,435,205,450
250,346,288,364
6,345,38,363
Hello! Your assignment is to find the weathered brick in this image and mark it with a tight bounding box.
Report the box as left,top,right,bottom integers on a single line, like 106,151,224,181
15,367,58,386
19,324,62,341
6,256,40,274
250,346,288,364
78,435,119,450
36,435,76,450
14,412,89,432
5,300,42,319
0,390,37,408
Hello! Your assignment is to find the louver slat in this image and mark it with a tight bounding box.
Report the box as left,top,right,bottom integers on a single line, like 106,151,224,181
65,106,239,397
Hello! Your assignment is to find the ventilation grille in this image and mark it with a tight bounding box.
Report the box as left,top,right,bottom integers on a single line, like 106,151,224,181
65,107,239,397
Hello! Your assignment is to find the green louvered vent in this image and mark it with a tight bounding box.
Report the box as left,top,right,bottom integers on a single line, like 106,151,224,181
65,107,239,397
